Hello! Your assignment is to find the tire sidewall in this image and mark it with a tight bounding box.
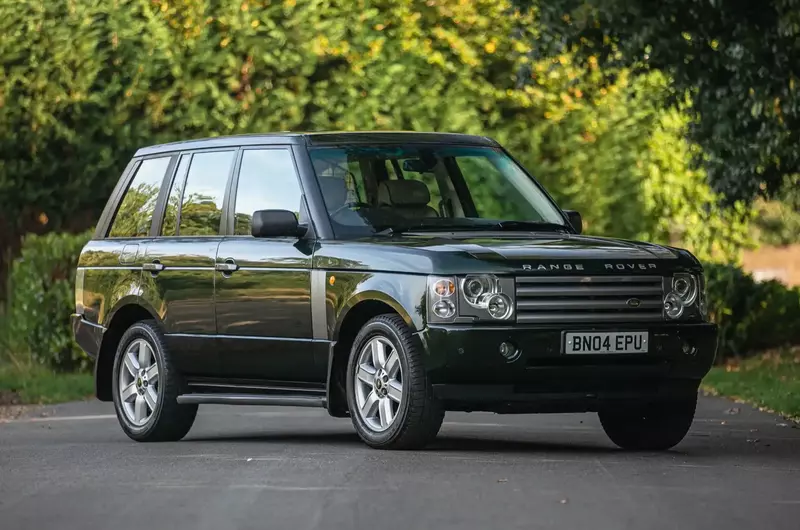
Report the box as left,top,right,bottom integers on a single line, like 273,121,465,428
346,319,413,445
111,322,168,439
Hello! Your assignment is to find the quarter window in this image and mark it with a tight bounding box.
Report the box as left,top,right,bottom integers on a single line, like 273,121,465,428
108,157,171,238
232,149,303,235
177,151,235,236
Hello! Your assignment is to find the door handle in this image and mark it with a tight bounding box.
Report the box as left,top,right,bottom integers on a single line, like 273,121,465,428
142,260,165,273
215,259,239,274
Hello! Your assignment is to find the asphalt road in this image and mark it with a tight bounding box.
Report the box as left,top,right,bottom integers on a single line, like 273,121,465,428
1,395,798,530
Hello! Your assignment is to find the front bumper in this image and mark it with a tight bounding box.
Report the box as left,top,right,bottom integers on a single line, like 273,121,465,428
71,314,104,358
419,322,717,413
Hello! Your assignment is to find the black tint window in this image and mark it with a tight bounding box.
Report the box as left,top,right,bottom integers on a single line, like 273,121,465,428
108,157,171,238
161,155,191,236
178,151,234,236
233,149,302,235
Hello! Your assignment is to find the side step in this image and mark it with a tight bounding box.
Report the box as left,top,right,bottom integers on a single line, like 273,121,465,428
176,393,326,408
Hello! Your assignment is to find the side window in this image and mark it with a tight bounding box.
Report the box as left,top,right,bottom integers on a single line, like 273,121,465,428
178,151,235,236
108,157,171,238
233,149,302,235
160,155,191,236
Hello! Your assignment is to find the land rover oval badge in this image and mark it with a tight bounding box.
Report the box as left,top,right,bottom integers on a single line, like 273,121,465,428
626,298,642,308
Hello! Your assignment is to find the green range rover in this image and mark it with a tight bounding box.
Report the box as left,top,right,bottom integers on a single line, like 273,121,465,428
71,132,718,450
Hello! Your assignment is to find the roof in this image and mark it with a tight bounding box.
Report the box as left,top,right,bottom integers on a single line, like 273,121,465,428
134,131,499,157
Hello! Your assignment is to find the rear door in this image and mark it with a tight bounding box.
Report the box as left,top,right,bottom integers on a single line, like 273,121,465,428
140,149,237,376
79,156,174,327
214,147,322,382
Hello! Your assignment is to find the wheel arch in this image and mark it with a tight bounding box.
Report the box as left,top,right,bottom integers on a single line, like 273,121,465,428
326,298,403,417
95,302,160,402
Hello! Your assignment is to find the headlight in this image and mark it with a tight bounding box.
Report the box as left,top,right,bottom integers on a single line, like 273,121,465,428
428,276,457,323
665,272,704,320
672,273,698,305
486,293,513,320
427,274,515,323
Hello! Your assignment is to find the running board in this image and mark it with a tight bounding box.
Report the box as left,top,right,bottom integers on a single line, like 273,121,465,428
176,393,327,408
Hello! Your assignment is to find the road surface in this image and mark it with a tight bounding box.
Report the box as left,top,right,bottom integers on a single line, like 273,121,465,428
1,395,798,530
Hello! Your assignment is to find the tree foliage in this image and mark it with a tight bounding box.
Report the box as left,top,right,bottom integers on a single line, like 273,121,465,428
0,0,750,271
529,0,800,202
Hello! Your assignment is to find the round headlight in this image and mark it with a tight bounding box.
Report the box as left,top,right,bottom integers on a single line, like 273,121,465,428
432,299,456,319
672,274,698,304
674,277,690,297
486,293,513,320
462,275,499,307
464,276,490,299
664,292,685,319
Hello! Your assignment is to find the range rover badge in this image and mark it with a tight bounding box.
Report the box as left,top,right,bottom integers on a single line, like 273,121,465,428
626,298,642,308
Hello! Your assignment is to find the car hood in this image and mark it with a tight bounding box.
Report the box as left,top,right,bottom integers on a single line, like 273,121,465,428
314,232,700,276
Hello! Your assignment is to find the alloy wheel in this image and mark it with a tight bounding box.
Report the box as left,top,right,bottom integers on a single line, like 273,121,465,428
118,338,160,426
354,336,403,432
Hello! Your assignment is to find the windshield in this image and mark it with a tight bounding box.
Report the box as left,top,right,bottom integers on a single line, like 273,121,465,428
309,144,567,238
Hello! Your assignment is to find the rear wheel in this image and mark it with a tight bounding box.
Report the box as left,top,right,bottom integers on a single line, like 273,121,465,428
111,320,197,442
346,314,444,449
599,394,697,451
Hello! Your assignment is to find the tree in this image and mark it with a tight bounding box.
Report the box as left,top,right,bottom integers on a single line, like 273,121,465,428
527,0,800,202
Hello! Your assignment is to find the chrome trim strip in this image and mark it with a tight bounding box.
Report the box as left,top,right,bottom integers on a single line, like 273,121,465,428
311,269,328,340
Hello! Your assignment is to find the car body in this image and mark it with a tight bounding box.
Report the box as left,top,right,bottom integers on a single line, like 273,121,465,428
72,131,717,449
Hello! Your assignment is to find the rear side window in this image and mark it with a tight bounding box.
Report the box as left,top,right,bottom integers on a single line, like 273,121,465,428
108,157,171,238
159,150,235,236
232,149,302,235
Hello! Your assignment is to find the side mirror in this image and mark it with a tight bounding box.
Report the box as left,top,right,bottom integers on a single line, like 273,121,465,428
564,210,582,234
251,209,306,238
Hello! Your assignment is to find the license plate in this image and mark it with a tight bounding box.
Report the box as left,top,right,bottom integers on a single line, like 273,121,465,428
564,331,648,354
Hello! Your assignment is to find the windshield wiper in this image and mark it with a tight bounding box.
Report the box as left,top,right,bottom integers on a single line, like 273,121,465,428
373,222,472,236
493,220,570,232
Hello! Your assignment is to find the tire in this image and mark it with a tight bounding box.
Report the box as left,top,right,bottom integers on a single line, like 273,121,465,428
598,393,698,451
111,320,197,442
346,314,444,449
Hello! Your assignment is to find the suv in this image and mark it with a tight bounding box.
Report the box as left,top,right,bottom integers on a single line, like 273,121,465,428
72,132,717,450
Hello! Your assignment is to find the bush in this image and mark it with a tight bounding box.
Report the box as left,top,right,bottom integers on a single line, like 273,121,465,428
3,231,92,371
705,263,800,360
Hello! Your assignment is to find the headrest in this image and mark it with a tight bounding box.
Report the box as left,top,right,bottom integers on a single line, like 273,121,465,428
318,177,349,210
377,180,431,207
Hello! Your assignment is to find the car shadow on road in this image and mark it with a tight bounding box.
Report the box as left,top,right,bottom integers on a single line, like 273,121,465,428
184,429,624,455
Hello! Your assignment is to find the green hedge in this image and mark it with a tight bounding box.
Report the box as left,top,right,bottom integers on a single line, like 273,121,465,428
705,264,800,359
3,231,93,371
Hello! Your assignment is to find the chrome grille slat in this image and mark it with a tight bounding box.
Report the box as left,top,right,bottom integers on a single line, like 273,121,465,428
515,275,664,324
517,313,661,324
518,299,663,310
517,285,663,297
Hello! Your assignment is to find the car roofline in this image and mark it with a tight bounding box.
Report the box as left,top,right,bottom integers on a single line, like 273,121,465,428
133,131,499,157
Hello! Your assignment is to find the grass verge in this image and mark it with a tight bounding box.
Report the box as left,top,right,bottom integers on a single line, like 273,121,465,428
0,365,94,405
702,347,800,422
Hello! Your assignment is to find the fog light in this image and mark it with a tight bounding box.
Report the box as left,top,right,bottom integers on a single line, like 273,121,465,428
664,293,684,319
681,340,697,356
499,341,519,361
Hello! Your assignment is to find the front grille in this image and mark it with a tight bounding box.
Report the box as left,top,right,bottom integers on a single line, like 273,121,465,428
515,275,664,324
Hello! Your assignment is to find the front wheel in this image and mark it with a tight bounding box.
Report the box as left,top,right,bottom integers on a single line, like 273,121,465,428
598,394,698,451
346,314,444,449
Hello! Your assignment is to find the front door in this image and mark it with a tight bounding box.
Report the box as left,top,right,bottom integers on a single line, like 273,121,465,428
214,147,322,382
140,149,237,376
